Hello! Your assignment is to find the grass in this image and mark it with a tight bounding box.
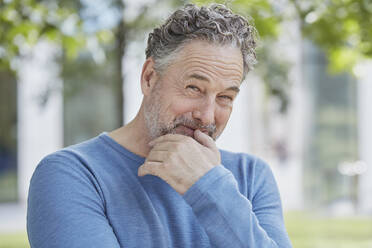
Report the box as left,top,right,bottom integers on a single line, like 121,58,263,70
0,232,28,248
0,212,371,248
285,211,372,248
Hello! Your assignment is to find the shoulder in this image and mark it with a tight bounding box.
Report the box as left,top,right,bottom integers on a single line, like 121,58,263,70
29,136,108,211
27,138,114,248
31,135,108,193
37,135,105,172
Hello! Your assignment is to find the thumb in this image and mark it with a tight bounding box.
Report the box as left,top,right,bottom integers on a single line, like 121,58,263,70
194,129,216,149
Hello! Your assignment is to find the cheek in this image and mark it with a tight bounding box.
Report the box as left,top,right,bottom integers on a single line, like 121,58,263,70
169,98,198,116
215,107,232,129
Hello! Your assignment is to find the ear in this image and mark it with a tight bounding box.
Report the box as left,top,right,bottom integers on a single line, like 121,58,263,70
140,57,159,96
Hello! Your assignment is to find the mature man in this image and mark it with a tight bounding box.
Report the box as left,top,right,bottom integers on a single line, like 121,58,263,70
27,4,292,248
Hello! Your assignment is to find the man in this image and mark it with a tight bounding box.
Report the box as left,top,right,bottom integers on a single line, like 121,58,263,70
27,3,292,248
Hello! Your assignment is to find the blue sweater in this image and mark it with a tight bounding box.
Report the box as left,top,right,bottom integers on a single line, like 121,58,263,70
27,133,292,247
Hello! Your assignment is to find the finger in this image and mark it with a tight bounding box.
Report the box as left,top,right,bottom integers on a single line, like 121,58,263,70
149,134,187,146
151,141,178,152
138,161,162,177
194,129,216,149
146,150,168,163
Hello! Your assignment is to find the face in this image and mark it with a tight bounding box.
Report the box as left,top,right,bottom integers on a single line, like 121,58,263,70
143,40,244,141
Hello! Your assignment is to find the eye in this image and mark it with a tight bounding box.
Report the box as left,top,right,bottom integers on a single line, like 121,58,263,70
218,95,233,101
186,85,201,92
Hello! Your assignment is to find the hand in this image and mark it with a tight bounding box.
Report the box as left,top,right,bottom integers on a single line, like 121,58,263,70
138,130,221,195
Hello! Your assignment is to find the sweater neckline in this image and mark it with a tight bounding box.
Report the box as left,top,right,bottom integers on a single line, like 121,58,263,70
98,132,146,164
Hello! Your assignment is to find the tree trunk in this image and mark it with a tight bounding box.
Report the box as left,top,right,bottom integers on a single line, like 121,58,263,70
115,2,126,126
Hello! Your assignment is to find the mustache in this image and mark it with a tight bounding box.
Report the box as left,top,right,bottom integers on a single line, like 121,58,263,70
172,115,216,138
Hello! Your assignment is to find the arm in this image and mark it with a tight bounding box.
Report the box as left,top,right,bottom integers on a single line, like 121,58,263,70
27,155,121,248
183,162,292,248
138,131,291,247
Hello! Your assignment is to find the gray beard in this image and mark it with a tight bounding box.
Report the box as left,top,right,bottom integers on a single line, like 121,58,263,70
143,81,217,140
143,97,164,140
144,101,217,140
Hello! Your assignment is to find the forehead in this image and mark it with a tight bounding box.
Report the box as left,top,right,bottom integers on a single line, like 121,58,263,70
169,40,244,83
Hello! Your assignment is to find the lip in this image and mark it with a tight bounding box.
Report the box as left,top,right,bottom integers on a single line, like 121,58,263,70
175,125,195,137
174,125,211,137
184,125,196,131
186,126,210,136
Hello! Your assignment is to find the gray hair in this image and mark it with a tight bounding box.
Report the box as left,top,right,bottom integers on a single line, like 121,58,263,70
145,3,258,80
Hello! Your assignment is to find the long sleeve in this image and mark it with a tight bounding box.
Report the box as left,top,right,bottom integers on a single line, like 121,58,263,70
27,156,121,248
183,162,292,248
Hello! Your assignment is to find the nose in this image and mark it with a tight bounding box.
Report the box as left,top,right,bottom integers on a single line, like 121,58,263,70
192,97,216,126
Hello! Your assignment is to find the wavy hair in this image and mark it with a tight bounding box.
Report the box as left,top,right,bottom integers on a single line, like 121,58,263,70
145,3,258,79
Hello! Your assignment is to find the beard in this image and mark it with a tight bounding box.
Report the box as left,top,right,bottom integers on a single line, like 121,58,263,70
144,84,217,140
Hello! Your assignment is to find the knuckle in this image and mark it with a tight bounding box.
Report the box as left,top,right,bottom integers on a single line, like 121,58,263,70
162,161,171,169
174,143,182,151
168,152,177,161
167,146,176,153
184,136,193,143
182,136,193,146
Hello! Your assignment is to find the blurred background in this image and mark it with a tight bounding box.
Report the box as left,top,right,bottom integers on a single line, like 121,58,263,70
1,0,372,247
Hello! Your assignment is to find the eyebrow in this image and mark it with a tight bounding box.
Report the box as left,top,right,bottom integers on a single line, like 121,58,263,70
189,73,240,93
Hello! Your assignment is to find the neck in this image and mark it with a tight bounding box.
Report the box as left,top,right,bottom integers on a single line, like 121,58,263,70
108,104,152,157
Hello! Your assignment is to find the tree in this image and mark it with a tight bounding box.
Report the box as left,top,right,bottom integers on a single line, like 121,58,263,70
0,0,90,70
193,0,372,73
290,0,372,73
0,0,186,122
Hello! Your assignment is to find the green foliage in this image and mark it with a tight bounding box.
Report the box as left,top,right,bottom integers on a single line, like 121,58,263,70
291,0,372,74
191,0,372,115
0,0,113,71
194,0,372,75
2,0,371,75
